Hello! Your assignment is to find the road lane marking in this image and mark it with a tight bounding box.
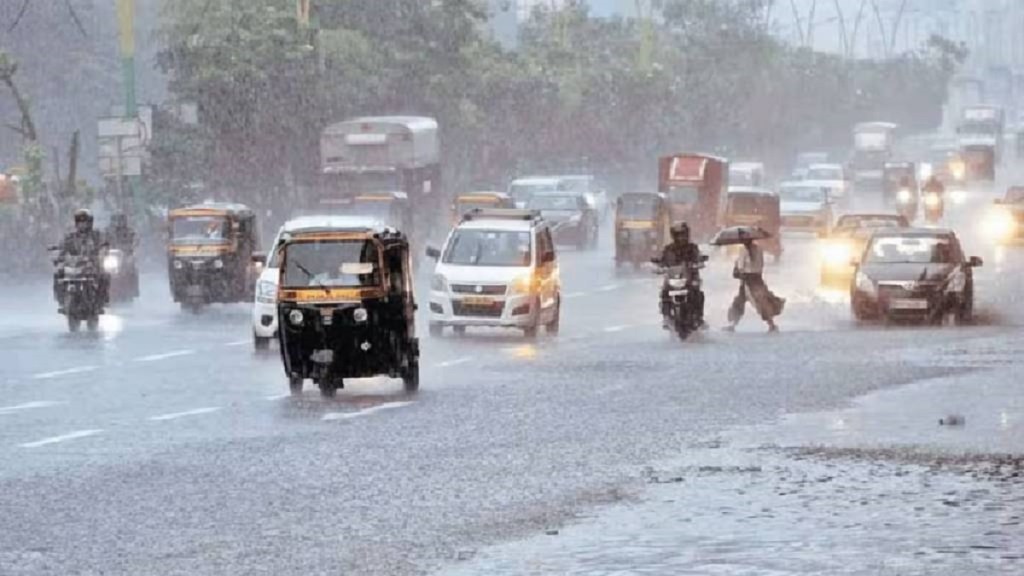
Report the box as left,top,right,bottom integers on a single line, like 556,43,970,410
148,407,221,421
264,393,290,401
595,284,620,292
436,357,472,369
31,366,98,380
133,350,195,363
0,401,64,415
20,429,103,448
604,325,631,333
322,401,414,422
563,292,587,299
224,340,250,347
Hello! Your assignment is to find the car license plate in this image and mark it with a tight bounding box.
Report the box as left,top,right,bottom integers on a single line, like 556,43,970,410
462,296,495,306
891,298,928,310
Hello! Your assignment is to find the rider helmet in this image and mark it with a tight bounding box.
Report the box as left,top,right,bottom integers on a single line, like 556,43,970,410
670,222,690,243
73,209,94,233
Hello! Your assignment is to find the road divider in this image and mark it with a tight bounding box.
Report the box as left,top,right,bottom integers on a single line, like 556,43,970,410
19,429,103,448
322,401,414,422
148,407,222,422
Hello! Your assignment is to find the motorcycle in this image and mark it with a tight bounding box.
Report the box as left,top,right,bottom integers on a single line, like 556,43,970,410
654,256,708,341
103,248,140,303
923,191,944,224
54,254,105,332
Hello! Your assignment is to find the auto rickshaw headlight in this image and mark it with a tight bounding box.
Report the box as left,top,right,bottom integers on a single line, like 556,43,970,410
288,309,305,326
924,193,941,208
173,260,184,270
353,307,368,323
985,208,1017,240
212,259,224,269
897,189,912,204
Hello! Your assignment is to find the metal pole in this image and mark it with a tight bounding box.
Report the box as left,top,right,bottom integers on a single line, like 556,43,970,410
116,0,139,215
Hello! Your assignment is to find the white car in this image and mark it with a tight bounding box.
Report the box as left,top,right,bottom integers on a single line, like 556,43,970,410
426,210,560,338
252,214,385,350
507,177,565,209
778,181,834,233
804,163,849,201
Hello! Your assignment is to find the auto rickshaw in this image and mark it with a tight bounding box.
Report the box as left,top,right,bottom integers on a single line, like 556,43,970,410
276,221,419,397
723,187,782,259
882,162,918,221
167,202,261,312
451,191,515,225
614,192,670,268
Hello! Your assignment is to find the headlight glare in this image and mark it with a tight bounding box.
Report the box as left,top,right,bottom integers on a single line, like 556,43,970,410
102,254,120,273
288,309,304,326
897,189,912,204
985,209,1017,240
353,307,368,323
855,270,875,294
212,259,224,269
173,260,184,270
820,242,851,269
924,193,941,208
510,274,535,295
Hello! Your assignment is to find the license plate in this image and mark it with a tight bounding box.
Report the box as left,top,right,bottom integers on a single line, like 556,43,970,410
891,298,928,310
462,296,495,306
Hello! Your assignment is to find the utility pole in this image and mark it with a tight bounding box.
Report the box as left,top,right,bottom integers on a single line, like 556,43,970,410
116,0,138,213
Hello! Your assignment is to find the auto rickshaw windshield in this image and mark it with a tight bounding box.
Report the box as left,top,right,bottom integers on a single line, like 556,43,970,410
727,194,771,216
281,239,381,288
172,216,231,243
617,196,658,219
666,186,699,205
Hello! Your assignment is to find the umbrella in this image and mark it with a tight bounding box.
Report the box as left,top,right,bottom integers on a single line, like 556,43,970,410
711,225,772,246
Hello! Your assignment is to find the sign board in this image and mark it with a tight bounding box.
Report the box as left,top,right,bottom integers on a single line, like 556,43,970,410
663,156,708,184
854,132,888,151
98,117,142,139
964,107,999,122
99,156,143,178
109,105,154,144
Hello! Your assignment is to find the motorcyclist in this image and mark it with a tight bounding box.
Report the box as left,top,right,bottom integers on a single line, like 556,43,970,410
656,222,705,328
105,212,137,254
54,209,109,312
923,175,945,199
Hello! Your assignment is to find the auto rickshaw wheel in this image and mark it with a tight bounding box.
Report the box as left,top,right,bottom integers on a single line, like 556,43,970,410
67,316,81,333
453,325,466,337
402,361,420,393
545,298,561,335
254,335,271,351
288,376,303,396
86,316,99,332
319,380,338,398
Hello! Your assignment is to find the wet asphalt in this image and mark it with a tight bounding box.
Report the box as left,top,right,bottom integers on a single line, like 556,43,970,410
1,191,1023,575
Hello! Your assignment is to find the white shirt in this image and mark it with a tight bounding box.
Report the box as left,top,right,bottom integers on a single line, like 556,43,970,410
736,243,764,275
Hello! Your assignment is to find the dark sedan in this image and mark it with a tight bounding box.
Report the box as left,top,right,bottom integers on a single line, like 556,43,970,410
851,228,982,324
527,192,599,250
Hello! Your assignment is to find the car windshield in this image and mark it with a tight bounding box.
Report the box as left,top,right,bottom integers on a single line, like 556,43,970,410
323,172,401,195
509,182,558,202
171,216,230,243
528,195,578,211
443,229,532,267
559,178,591,193
779,186,824,203
667,186,699,205
617,196,658,218
806,167,842,180
836,215,906,229
281,240,380,288
865,236,954,264
730,170,758,186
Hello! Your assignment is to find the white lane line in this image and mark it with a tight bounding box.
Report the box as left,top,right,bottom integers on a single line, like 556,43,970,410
148,407,221,422
563,292,587,299
596,284,620,292
224,340,250,347
264,393,290,401
133,350,195,363
603,325,632,333
322,401,414,422
20,429,103,449
0,401,64,415
436,357,472,369
31,366,98,380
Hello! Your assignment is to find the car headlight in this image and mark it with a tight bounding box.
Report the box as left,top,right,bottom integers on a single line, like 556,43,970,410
173,260,184,270
924,193,941,208
820,242,852,269
256,279,278,303
212,259,224,269
353,307,368,323
102,254,120,273
897,189,912,204
510,274,536,295
431,273,448,292
950,189,967,205
855,270,876,294
288,309,304,326
985,208,1017,240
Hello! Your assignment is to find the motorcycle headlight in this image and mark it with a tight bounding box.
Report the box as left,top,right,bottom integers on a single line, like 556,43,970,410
353,307,369,323
173,260,184,270
897,189,912,204
510,273,536,295
855,270,875,294
212,259,224,269
950,161,966,181
288,309,304,326
256,279,278,303
924,193,941,208
102,254,120,273
431,273,448,292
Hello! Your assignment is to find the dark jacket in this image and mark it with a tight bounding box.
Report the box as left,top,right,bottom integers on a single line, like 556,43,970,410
59,230,106,261
659,241,701,267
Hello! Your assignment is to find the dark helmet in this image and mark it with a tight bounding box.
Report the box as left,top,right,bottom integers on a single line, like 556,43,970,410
73,209,94,231
671,222,690,242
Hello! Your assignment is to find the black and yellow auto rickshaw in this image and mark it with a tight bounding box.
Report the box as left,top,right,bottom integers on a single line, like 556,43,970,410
723,187,782,259
167,202,261,312
882,162,918,220
276,222,419,397
451,191,515,225
614,192,670,268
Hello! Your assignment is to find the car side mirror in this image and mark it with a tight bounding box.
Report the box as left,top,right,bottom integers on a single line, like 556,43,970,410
969,256,983,267
426,246,441,260
700,254,710,263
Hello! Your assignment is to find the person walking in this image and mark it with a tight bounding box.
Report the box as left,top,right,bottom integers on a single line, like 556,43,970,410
725,238,784,332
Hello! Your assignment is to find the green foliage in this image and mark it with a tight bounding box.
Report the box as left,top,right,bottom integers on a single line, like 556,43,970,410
155,0,962,204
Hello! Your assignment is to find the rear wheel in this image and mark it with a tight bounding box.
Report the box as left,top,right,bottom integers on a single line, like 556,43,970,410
403,361,420,393
254,335,271,351
67,316,81,333
319,380,338,398
288,376,303,396
86,316,99,332
545,298,561,335
523,324,539,339
955,292,974,326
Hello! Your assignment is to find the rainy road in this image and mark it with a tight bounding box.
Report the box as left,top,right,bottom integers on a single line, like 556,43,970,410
2,198,1024,575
